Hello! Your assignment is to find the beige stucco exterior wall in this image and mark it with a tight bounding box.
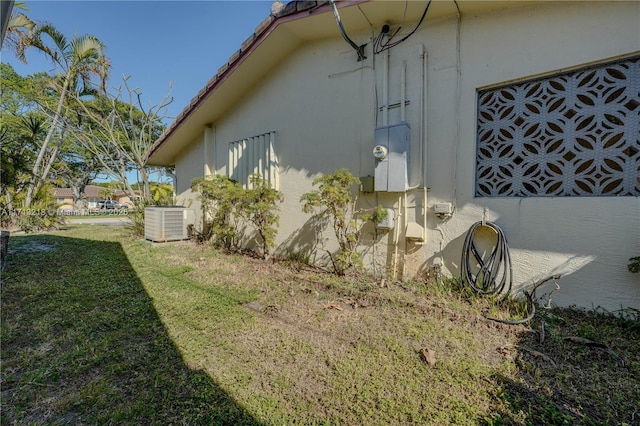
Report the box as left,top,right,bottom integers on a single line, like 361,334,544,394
439,1,640,310
172,1,639,310
57,196,75,210
174,134,205,223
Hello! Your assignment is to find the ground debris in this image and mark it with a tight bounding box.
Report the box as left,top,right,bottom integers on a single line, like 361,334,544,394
563,336,625,367
419,347,436,366
324,302,343,311
342,298,358,309
563,336,606,347
539,320,546,344
263,304,280,314
499,344,556,366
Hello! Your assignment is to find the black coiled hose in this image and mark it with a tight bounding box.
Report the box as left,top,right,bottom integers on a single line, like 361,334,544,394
461,221,513,298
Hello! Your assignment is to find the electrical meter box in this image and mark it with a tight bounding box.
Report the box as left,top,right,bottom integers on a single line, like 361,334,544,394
374,122,410,192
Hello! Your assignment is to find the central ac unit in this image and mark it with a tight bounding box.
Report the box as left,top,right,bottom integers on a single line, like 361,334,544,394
144,207,194,242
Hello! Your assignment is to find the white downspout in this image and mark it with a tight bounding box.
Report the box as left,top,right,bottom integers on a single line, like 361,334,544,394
402,191,409,276
421,46,428,243
382,47,389,126
422,187,427,244
421,45,427,190
202,126,216,234
408,46,425,190
405,46,428,244
204,126,216,177
392,194,402,280
400,60,406,122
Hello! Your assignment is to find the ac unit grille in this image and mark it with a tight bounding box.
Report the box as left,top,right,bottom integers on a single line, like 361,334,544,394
144,207,194,242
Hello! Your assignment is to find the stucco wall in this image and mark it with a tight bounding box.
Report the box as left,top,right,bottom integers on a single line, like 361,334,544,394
174,134,204,226
439,1,640,309
172,1,639,310
208,36,381,260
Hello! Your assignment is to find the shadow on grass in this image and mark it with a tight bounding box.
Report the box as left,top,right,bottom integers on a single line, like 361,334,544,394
487,308,640,425
1,234,261,425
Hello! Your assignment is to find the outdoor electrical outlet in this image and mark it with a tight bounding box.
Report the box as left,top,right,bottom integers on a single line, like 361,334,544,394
433,203,453,215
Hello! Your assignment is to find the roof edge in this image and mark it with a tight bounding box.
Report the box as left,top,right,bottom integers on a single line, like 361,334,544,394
148,1,364,164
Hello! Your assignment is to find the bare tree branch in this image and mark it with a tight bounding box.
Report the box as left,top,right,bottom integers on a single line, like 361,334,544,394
68,75,173,202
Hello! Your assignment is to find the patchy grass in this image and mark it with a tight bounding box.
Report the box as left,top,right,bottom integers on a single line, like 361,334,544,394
1,228,257,425
1,225,638,425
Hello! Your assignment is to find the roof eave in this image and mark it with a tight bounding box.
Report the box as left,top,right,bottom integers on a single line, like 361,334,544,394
147,1,359,166
147,0,545,166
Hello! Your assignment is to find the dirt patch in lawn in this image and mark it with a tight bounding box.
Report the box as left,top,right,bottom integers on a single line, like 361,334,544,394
9,241,56,254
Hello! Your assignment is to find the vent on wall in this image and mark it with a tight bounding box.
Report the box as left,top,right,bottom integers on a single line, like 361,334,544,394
476,55,640,197
144,207,194,242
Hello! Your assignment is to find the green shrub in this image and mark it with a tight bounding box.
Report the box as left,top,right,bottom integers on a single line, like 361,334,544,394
0,201,16,229
192,175,280,257
128,199,149,238
192,175,244,251
16,208,64,233
237,175,281,258
150,183,174,206
15,185,65,233
300,168,386,275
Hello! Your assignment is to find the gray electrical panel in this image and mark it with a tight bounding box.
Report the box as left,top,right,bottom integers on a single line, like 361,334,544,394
374,122,410,192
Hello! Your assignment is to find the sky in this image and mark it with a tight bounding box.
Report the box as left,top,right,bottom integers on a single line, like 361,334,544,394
4,0,275,120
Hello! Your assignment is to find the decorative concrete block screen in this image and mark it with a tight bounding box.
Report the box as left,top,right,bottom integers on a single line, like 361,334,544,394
476,56,640,197
228,131,278,189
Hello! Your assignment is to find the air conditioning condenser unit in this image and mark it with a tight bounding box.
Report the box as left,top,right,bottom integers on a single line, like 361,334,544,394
144,207,194,242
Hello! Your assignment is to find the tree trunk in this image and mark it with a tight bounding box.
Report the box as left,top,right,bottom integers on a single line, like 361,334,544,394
23,72,70,208
139,167,150,201
1,230,9,274
72,183,87,210
35,126,66,199
123,180,136,202
4,192,13,211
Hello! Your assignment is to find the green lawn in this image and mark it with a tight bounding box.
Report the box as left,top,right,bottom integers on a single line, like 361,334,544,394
1,225,638,425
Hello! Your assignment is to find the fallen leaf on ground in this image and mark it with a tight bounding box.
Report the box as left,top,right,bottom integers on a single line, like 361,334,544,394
420,347,436,366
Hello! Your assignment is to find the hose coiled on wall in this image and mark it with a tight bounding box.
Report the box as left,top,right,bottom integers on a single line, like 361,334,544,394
461,221,513,298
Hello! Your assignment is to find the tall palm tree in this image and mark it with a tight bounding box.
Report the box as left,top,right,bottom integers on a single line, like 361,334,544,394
1,2,35,55
22,24,110,207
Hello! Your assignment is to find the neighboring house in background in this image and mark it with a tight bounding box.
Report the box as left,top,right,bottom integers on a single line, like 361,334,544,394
110,189,140,208
52,188,76,210
51,185,140,210
147,0,640,310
